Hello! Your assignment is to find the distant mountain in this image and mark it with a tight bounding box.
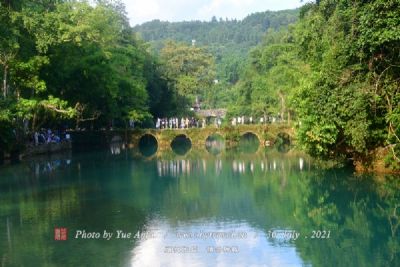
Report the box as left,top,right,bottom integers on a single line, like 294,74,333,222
134,9,298,47
134,9,299,82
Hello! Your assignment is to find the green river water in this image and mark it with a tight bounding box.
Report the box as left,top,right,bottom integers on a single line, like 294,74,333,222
0,139,399,267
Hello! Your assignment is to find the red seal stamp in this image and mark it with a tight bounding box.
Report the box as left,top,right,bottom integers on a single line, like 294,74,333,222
55,227,68,241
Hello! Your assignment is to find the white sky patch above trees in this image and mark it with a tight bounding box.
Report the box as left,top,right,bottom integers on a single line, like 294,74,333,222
123,0,304,26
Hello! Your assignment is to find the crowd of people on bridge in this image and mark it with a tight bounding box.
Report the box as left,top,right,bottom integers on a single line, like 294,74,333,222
231,116,280,126
155,115,282,130
156,117,207,129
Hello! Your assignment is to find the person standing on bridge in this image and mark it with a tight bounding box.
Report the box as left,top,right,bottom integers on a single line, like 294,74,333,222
156,118,160,129
180,117,185,129
185,118,189,129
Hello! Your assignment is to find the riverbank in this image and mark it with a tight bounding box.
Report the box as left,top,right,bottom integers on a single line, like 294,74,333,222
354,147,400,174
0,141,71,165
22,141,72,158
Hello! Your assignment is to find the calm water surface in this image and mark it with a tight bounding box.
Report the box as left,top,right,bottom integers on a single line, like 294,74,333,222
0,142,399,267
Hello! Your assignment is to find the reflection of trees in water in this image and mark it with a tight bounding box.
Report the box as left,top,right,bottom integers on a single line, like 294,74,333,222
0,152,148,267
29,158,72,176
293,171,400,267
150,156,400,266
1,149,398,267
0,171,82,266
149,154,314,226
24,152,73,177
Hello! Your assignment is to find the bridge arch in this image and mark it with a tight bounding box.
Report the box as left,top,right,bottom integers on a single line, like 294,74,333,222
239,131,262,144
205,133,225,155
170,134,192,155
138,133,159,157
237,132,261,153
136,132,159,147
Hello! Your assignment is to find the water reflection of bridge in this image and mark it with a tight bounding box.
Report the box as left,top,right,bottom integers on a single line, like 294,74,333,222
156,157,308,178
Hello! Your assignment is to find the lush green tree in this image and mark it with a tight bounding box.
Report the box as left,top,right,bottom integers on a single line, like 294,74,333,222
0,0,171,154
228,29,307,122
28,1,152,128
0,0,75,152
293,0,400,167
160,41,216,108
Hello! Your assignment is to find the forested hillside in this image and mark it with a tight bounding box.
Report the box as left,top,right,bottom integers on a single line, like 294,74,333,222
134,9,299,83
134,9,298,47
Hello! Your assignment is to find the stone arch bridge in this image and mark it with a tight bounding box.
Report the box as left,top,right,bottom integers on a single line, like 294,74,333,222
71,123,294,151
115,124,294,151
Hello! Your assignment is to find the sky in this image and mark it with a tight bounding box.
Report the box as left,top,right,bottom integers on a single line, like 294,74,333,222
122,0,305,26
